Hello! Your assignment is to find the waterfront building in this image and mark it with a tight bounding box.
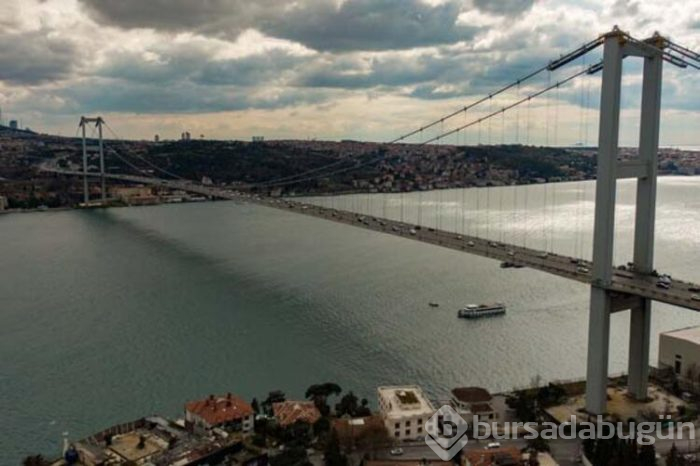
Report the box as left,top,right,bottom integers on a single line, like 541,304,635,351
377,385,434,441
109,185,158,205
659,326,700,379
450,386,497,422
272,400,321,427
332,415,387,451
72,415,250,466
185,393,254,434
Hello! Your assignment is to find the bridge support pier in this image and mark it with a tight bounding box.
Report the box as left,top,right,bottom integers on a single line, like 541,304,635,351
79,116,106,205
627,36,662,402
584,30,664,414
628,302,651,399
585,29,623,416
586,287,613,415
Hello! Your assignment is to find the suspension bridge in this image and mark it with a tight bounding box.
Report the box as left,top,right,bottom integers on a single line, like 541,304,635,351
42,28,700,416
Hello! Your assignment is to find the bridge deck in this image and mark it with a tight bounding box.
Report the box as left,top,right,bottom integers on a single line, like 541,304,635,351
49,170,700,312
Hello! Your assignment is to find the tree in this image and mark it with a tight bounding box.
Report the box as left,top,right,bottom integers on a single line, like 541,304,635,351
251,397,260,414
336,391,359,417
279,420,312,448
526,436,550,453
536,383,566,408
506,391,538,422
639,443,656,466
270,445,311,466
356,398,372,417
22,456,49,466
305,383,342,401
666,443,686,466
306,383,342,416
325,430,348,466
313,417,331,437
262,390,286,415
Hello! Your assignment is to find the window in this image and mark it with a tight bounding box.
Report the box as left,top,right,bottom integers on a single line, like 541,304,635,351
395,422,400,429
675,354,683,375
405,420,411,427
405,429,410,436
395,431,400,438
418,427,423,434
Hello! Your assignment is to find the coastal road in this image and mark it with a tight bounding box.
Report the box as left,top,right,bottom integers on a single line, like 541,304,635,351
374,430,700,466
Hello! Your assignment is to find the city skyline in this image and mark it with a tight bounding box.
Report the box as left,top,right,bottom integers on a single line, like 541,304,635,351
0,0,699,146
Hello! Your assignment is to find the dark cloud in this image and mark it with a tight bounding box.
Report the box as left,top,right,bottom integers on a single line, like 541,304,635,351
194,51,310,86
79,0,478,52
261,0,478,52
46,79,334,114
78,0,273,36
0,29,79,85
92,42,313,88
294,53,452,89
472,0,535,17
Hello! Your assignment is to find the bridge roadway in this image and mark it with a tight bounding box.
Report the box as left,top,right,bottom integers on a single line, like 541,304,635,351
50,169,700,312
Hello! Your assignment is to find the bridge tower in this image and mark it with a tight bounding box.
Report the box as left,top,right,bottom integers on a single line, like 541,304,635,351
79,116,106,204
585,28,664,414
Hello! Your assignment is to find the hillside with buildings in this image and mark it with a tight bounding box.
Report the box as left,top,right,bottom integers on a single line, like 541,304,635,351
1,126,700,211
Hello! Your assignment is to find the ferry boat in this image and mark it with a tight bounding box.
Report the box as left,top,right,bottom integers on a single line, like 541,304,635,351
457,303,506,319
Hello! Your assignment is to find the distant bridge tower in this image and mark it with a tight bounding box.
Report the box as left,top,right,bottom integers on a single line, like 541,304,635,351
585,28,664,414
79,116,106,204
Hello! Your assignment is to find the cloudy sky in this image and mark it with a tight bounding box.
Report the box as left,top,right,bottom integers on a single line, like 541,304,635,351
0,0,699,146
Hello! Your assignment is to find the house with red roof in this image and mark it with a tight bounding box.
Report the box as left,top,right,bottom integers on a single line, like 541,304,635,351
185,393,254,434
272,401,321,427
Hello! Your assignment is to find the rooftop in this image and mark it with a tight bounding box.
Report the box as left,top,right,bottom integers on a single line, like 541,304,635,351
661,325,700,345
109,432,167,462
272,401,321,427
451,387,493,403
377,385,434,418
185,393,253,427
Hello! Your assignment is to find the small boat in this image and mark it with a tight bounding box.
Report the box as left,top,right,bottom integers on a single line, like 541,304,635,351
429,302,439,308
458,303,506,319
